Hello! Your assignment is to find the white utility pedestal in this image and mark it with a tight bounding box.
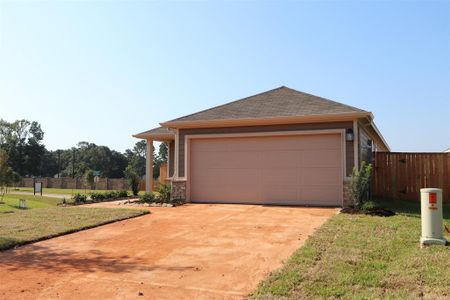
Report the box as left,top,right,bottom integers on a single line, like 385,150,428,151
420,188,447,246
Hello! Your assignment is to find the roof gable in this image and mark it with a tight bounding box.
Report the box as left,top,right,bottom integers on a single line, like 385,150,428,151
165,86,367,123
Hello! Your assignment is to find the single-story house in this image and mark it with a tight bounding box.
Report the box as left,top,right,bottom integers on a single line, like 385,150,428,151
134,86,389,207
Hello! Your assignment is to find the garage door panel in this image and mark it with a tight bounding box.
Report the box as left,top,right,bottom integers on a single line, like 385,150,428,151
300,186,342,206
301,150,341,167
192,187,259,203
190,134,342,206
192,168,259,187
296,134,341,150
300,167,341,185
192,151,259,169
260,186,298,203
260,150,302,168
261,168,299,186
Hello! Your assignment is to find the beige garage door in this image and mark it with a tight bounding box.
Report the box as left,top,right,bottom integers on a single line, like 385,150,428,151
189,134,343,206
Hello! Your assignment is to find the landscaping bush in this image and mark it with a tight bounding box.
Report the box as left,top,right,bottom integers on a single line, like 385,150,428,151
73,193,87,203
89,190,128,202
360,200,380,211
103,191,112,199
156,183,171,203
139,192,155,203
118,190,128,198
89,192,105,201
124,166,140,196
350,161,373,209
138,185,183,206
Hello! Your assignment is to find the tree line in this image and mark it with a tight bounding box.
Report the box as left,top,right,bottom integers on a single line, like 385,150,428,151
0,119,167,180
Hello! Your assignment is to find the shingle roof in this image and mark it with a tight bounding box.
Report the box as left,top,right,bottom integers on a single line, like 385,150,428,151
133,127,174,138
165,86,367,123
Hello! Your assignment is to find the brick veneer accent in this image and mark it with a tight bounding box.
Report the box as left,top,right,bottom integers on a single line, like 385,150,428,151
171,180,186,201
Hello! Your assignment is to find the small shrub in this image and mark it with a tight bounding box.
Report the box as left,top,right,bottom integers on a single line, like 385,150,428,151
139,192,156,203
90,192,105,201
73,193,87,203
103,191,117,199
125,166,140,196
350,161,373,209
84,169,95,190
360,200,380,211
118,190,128,198
156,184,171,203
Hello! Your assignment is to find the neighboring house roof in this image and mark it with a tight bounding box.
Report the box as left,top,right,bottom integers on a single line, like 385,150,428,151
444,147,450,153
163,86,368,125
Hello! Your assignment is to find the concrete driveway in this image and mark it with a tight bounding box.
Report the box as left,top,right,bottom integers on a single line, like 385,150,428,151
0,204,337,299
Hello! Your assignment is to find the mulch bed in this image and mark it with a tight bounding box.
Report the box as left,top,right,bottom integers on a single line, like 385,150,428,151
58,196,135,206
341,207,396,217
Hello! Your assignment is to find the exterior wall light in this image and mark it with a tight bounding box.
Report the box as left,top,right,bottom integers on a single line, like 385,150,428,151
346,129,354,142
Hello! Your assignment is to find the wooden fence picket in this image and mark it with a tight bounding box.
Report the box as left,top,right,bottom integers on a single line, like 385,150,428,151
373,152,450,202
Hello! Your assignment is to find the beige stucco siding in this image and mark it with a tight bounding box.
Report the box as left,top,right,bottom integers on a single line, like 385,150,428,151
177,121,354,177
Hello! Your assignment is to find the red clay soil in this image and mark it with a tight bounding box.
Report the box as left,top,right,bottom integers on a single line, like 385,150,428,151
0,204,336,300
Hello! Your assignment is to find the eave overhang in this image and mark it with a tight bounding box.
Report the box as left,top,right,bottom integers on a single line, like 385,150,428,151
160,112,373,129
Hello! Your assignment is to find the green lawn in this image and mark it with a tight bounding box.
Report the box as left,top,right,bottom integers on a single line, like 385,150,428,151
9,187,145,196
0,207,148,251
252,200,450,299
0,194,66,213
10,187,117,195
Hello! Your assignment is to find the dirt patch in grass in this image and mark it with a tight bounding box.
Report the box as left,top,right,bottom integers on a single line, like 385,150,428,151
0,207,148,251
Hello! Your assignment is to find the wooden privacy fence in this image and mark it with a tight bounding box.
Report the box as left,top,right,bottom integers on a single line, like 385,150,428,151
138,163,168,191
373,152,450,202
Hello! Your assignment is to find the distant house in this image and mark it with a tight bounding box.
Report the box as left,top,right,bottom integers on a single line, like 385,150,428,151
445,148,450,153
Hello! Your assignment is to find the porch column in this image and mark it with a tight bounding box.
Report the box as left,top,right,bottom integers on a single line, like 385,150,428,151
146,139,154,192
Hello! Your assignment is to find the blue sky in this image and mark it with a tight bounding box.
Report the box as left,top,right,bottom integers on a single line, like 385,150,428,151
1,1,449,152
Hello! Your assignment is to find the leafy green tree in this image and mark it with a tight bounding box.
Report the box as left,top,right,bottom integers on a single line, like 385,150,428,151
153,142,168,179
0,149,17,202
58,143,128,178
158,143,168,163
125,140,146,176
124,165,140,196
0,118,169,181
0,119,45,176
40,149,59,177
84,169,95,191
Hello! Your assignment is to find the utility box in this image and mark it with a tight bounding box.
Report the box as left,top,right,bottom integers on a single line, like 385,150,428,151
19,199,27,209
420,188,447,246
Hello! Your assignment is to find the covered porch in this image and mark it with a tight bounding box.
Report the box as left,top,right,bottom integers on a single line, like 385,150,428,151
133,127,175,192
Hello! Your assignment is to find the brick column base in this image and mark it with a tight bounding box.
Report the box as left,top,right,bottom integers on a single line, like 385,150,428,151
171,180,186,201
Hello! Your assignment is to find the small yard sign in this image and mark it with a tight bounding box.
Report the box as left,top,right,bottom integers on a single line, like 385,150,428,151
34,182,42,196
